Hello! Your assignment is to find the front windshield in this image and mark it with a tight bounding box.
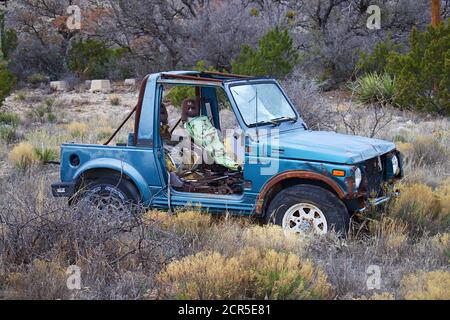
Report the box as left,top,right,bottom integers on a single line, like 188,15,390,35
230,83,297,126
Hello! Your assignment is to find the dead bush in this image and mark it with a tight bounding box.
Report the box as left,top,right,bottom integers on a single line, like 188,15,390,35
409,136,448,166
0,169,183,299
282,72,335,130
4,259,69,300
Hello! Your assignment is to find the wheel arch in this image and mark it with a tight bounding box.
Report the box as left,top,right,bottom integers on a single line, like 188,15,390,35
73,159,150,202
256,170,346,217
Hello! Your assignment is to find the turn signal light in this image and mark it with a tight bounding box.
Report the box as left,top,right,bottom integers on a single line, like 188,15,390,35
332,169,346,177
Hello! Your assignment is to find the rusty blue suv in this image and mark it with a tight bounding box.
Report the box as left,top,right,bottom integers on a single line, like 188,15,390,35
52,71,403,235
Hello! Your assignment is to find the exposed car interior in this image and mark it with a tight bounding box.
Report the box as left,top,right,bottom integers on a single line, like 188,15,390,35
160,85,244,195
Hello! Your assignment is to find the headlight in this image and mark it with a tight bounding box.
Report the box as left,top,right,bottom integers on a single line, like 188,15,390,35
392,154,399,175
354,167,362,188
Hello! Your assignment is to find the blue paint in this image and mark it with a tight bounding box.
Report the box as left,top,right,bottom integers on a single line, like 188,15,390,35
55,71,403,215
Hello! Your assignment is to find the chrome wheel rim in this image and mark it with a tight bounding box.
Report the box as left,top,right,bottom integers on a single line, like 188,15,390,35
282,203,328,235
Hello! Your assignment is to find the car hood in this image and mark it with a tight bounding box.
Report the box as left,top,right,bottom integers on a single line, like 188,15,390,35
272,130,395,164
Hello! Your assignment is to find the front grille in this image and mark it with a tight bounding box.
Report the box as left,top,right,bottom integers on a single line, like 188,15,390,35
362,156,385,197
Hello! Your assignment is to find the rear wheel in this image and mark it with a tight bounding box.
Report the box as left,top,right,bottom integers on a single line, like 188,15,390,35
266,184,350,236
72,175,140,216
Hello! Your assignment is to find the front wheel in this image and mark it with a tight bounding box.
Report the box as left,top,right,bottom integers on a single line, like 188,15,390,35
266,185,350,236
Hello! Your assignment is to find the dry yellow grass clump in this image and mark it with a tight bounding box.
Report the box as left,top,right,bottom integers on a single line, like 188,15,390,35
8,142,36,169
401,270,450,300
390,183,448,234
109,94,121,106
146,209,212,236
96,126,114,141
242,224,305,253
5,259,69,299
370,216,408,251
157,247,332,300
436,179,450,216
395,142,412,155
67,122,88,138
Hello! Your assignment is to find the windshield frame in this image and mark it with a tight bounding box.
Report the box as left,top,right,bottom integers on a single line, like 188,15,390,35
227,80,299,128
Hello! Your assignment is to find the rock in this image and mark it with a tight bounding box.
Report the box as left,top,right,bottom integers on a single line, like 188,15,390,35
90,80,111,92
50,81,70,91
124,78,137,86
85,80,92,87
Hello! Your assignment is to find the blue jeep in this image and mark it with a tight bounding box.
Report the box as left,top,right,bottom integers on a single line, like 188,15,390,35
52,71,403,235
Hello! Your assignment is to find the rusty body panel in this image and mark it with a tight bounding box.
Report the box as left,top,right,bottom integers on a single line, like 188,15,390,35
255,170,346,214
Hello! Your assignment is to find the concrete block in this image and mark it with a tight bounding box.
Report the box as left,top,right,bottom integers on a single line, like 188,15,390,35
50,81,69,91
124,78,136,86
90,79,111,92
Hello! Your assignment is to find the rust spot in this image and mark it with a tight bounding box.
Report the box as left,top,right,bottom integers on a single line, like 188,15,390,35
161,73,223,83
202,71,251,78
255,170,346,214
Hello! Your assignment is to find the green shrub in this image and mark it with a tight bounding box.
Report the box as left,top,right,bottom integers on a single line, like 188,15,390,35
0,126,17,143
33,104,50,120
350,73,396,104
33,146,58,164
357,33,403,75
0,62,16,105
386,21,450,115
165,61,216,107
232,27,299,78
0,111,20,127
44,98,55,108
68,39,130,79
26,73,47,86
46,112,57,123
15,91,27,101
1,29,18,59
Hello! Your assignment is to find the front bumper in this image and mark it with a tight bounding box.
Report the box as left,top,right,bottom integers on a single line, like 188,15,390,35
356,190,400,213
51,182,75,197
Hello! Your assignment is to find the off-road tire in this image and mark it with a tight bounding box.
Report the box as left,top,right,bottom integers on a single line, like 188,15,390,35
72,175,140,212
265,184,350,236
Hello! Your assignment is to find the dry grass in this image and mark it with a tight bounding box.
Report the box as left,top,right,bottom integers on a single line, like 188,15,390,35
409,136,448,166
67,122,88,139
109,94,121,106
357,292,395,300
157,248,332,300
389,183,449,234
1,88,449,300
0,170,449,299
401,270,450,300
4,259,69,300
8,142,36,170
